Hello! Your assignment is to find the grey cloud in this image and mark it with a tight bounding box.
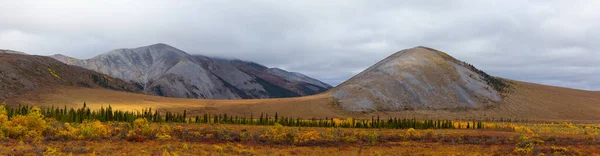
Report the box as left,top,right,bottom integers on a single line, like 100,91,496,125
0,0,598,90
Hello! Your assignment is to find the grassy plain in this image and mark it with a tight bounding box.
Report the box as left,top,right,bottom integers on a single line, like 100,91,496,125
13,80,600,121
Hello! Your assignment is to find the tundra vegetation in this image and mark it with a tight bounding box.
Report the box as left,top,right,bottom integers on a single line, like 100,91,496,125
1,103,599,155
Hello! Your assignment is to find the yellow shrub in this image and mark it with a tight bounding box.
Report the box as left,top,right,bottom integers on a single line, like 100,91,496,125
43,147,60,156
0,102,7,114
407,128,419,137
55,123,79,139
48,68,60,79
133,118,152,137
423,129,434,137
78,120,110,138
0,115,7,139
156,124,173,141
0,104,6,139
182,143,190,150
134,118,149,129
514,135,543,154
295,130,321,143
212,144,224,152
5,107,47,140
260,123,288,143
162,149,171,156
514,126,535,134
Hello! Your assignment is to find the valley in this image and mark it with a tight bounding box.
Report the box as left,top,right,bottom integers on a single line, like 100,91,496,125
12,79,600,122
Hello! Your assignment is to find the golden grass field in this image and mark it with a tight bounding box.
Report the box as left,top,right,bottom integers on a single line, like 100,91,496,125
12,80,600,122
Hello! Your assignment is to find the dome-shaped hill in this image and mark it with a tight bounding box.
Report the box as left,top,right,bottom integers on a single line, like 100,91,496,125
331,46,507,112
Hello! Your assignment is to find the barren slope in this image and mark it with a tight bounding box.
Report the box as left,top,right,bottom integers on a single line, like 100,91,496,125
332,46,503,112
0,53,140,103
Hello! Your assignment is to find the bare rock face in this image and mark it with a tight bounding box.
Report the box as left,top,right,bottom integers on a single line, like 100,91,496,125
51,43,331,99
331,46,503,112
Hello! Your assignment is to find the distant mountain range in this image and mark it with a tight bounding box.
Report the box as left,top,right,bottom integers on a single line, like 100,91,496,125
50,43,331,99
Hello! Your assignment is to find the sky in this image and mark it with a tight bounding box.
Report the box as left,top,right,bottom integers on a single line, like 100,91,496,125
1,0,599,90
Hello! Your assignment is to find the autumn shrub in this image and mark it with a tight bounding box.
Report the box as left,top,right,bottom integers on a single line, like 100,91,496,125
342,131,358,143
514,135,544,154
407,128,420,138
172,125,184,139
78,120,110,139
4,107,47,141
133,118,152,136
423,129,435,140
259,123,289,144
295,130,321,144
239,129,251,142
126,118,152,142
156,124,173,141
323,127,343,142
356,130,379,145
54,123,79,140
0,104,8,139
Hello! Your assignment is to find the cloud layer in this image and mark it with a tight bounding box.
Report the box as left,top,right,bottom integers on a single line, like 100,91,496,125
1,0,599,90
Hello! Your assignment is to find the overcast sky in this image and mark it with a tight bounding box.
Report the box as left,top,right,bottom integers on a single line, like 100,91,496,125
1,0,599,90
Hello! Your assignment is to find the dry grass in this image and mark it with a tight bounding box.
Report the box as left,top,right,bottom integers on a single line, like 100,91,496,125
13,80,600,122
2,123,600,155
14,87,349,118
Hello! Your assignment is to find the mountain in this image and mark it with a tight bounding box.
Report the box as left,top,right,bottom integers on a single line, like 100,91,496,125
51,43,331,99
331,46,508,112
11,46,600,121
0,49,27,55
0,52,140,103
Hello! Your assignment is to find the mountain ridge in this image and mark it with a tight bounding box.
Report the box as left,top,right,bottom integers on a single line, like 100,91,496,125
50,43,332,99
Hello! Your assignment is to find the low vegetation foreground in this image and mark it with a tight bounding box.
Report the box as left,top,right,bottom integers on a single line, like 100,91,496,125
1,103,599,155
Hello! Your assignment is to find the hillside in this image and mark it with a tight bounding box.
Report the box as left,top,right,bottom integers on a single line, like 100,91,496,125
51,43,331,99
0,52,140,104
332,46,505,112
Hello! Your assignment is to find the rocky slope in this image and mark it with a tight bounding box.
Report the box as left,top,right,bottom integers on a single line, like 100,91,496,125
0,52,140,103
331,46,506,112
51,43,331,99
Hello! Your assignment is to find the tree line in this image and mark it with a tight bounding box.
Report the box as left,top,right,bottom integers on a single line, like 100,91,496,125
4,103,489,130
